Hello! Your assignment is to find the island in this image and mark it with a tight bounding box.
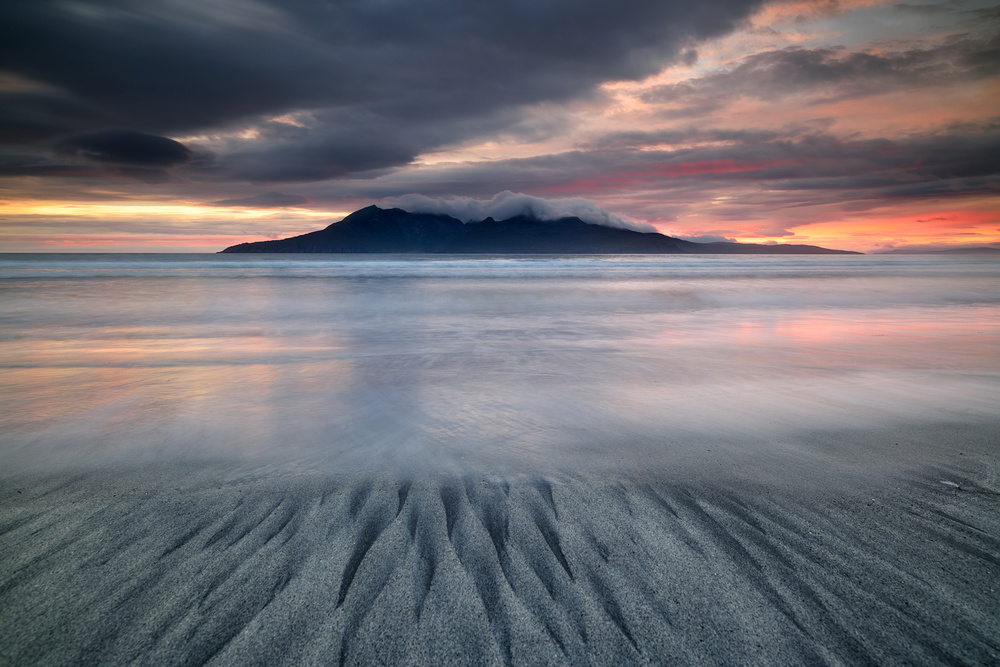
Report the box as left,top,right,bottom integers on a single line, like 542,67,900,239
219,205,860,254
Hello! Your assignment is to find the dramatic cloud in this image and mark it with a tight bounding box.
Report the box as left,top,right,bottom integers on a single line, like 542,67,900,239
373,123,1000,202
1,0,998,252
383,191,655,231
56,130,194,166
0,88,103,144
0,0,764,179
641,35,1000,113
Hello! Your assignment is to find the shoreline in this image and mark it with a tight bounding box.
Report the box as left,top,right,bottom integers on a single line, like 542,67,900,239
2,424,998,665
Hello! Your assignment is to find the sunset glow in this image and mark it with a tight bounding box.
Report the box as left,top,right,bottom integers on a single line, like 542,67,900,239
1,0,997,253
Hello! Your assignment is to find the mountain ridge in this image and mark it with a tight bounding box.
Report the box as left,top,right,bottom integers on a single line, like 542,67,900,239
220,205,860,254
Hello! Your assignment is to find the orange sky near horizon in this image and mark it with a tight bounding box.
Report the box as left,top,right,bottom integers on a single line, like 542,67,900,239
1,0,997,253
2,182,997,254
1,199,995,253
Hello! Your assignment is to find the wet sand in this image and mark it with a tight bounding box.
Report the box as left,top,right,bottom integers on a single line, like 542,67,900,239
1,424,998,665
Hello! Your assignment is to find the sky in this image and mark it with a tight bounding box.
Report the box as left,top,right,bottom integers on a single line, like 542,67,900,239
1,0,998,253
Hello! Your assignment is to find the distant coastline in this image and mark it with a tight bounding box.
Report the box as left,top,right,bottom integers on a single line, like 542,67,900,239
220,205,860,255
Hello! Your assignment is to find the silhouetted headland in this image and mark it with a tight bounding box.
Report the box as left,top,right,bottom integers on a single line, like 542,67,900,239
220,205,860,254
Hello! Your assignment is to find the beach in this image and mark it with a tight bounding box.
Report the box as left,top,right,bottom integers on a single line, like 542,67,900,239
2,421,999,665
1,254,998,664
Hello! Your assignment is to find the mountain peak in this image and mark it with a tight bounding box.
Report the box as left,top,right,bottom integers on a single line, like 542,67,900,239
221,206,859,254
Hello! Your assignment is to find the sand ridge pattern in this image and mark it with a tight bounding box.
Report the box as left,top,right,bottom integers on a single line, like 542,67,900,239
1,462,999,666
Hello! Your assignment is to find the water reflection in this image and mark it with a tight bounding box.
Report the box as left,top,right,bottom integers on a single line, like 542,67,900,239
1,254,997,474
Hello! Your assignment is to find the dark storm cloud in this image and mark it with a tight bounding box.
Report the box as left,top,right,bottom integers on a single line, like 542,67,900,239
0,90,104,144
0,0,765,180
328,122,1000,210
209,192,311,207
57,130,194,166
0,158,101,178
641,33,1000,110
211,111,437,182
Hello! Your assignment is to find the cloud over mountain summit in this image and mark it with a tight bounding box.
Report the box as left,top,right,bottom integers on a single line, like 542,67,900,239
384,192,655,232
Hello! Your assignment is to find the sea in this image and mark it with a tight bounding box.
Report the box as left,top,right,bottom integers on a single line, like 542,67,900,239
1,253,998,476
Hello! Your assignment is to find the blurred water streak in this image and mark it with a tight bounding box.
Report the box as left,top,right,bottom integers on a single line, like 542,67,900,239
2,253,998,473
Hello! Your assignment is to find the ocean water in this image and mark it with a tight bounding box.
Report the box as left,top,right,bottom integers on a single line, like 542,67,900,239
1,253,998,475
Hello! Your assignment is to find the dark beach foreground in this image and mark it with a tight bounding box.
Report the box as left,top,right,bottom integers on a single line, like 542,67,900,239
2,423,998,666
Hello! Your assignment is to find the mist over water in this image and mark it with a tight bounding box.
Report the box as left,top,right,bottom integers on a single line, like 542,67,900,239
1,253,998,476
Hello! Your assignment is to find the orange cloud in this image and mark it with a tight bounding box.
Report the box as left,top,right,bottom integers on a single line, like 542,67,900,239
727,202,1000,252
